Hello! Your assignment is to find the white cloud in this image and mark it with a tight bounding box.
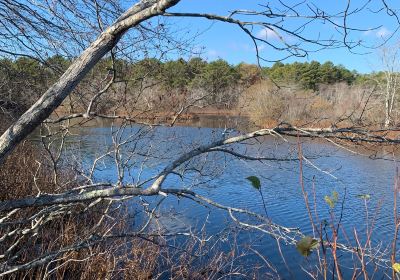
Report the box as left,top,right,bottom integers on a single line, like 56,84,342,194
256,44,266,51
207,49,219,58
363,29,373,36
257,28,280,40
376,27,391,38
363,27,391,38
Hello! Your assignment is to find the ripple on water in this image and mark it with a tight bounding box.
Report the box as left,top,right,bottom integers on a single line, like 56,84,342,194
66,124,399,278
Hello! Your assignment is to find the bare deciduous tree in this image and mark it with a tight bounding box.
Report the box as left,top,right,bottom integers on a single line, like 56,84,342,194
0,0,400,278
378,44,400,127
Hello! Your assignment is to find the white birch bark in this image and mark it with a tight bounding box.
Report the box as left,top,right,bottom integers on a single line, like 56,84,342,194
0,0,180,164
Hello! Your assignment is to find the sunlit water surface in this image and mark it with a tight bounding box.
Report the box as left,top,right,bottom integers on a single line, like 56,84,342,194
59,117,399,279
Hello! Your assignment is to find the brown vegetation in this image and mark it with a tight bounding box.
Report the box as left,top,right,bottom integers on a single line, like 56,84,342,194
239,80,384,128
0,135,258,279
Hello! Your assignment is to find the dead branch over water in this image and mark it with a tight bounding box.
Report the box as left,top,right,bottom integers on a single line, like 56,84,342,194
1,0,400,278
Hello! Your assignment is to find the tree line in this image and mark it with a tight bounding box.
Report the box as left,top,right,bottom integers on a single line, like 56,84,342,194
264,61,358,90
0,55,380,120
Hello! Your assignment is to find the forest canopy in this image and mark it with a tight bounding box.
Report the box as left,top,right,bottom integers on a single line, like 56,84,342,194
0,55,385,123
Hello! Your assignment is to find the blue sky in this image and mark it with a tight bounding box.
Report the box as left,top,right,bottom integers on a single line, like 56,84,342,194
165,0,400,73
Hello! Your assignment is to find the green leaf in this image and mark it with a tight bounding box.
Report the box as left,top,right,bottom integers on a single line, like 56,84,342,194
393,263,400,273
324,195,334,208
357,194,371,200
246,176,261,190
296,236,320,257
332,191,338,202
325,191,339,208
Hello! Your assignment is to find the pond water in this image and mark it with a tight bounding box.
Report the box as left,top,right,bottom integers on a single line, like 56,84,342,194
61,116,399,279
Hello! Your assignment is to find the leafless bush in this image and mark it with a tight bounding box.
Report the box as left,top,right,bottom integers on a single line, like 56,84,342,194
240,80,386,127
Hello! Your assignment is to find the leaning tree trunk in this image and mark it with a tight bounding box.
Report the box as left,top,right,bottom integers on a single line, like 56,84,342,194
0,0,180,164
